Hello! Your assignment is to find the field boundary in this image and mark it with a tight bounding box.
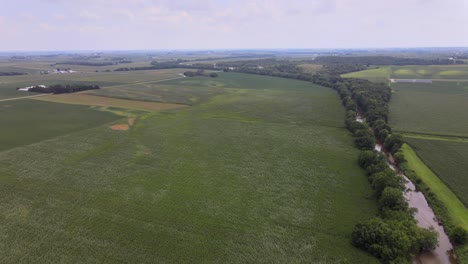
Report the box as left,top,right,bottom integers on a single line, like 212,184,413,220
402,132,468,143
401,144,468,229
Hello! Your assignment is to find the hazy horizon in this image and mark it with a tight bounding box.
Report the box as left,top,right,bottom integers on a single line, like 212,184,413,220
1,0,468,51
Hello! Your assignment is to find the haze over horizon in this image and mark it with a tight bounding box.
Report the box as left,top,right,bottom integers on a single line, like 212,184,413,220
1,0,468,51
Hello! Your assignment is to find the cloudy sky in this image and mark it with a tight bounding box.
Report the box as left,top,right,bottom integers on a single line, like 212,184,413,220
0,0,467,51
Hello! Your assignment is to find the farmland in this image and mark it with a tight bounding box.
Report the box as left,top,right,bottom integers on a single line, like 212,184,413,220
342,65,468,82
405,139,468,208
389,81,468,137
0,71,378,262
0,99,120,152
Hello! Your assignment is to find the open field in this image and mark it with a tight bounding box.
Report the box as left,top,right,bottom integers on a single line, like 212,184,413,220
34,93,189,112
0,69,185,99
401,143,468,260
0,99,120,152
342,65,468,82
341,67,390,82
402,132,468,143
404,139,468,208
90,72,325,105
0,73,378,263
389,81,468,137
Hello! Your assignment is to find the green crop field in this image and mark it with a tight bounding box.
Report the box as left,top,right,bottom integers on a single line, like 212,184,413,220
0,72,378,263
341,67,390,82
90,72,325,105
0,99,120,152
405,139,468,208
0,69,185,99
342,65,468,82
389,81,468,137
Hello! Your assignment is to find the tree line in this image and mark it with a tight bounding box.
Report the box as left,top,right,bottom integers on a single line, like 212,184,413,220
314,55,466,65
58,61,120,66
183,70,218,78
0,72,27,76
24,84,100,94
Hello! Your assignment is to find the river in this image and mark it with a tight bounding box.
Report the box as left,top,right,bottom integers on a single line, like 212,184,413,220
357,114,457,264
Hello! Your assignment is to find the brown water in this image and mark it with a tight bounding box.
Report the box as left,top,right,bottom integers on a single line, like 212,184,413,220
375,143,457,264
355,112,456,263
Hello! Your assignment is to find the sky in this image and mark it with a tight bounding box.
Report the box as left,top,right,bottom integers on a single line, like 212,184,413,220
0,0,467,51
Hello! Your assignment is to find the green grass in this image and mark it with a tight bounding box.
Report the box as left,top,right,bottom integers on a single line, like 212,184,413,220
389,81,468,137
0,73,378,263
404,139,468,208
400,143,468,261
90,72,325,105
342,65,468,81
341,67,390,82
0,69,184,99
0,100,120,151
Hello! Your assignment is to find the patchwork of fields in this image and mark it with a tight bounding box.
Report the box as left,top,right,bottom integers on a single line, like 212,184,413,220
0,71,379,262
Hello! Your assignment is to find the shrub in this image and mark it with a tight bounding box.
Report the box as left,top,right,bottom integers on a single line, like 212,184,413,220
450,226,468,245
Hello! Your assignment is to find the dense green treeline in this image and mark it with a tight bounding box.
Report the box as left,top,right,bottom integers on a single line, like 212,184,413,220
0,72,27,76
24,84,100,94
314,56,466,65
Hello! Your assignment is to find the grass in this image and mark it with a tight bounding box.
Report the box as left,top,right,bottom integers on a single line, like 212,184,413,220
0,69,185,99
34,93,189,112
389,81,468,137
400,143,468,261
0,99,120,152
0,72,378,263
402,132,468,143
404,139,468,208
341,65,468,82
341,67,390,82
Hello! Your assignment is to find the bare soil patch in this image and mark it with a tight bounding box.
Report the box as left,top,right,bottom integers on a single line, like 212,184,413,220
110,124,129,131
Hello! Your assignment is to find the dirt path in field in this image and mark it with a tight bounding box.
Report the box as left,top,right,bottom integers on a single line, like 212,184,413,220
102,76,185,89
0,94,48,102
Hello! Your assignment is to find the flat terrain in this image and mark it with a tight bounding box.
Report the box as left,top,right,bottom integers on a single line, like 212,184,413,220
389,81,468,137
0,99,120,152
0,72,378,263
0,69,186,99
342,65,468,82
341,67,390,82
401,143,468,260
34,93,189,112
405,139,468,207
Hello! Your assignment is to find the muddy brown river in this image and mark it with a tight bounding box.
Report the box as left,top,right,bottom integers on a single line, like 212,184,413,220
357,114,457,263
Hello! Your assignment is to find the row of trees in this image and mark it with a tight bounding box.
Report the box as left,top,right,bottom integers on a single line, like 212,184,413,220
26,84,99,94
314,56,466,65
183,70,218,78
0,72,27,76
58,61,117,66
